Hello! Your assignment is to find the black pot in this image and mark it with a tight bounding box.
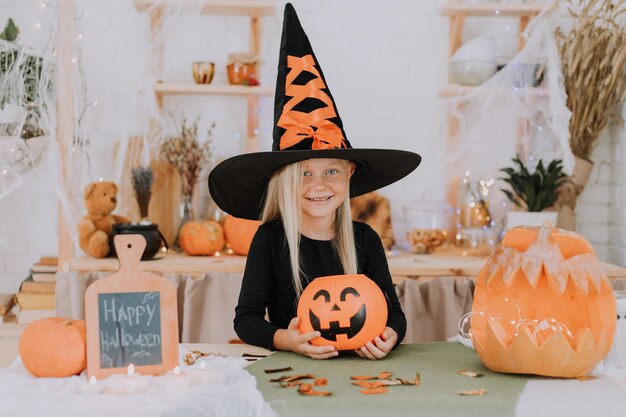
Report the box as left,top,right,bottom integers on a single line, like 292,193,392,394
110,223,168,260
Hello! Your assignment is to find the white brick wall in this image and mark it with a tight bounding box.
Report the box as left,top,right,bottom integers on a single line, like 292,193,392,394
608,101,626,267
0,0,622,293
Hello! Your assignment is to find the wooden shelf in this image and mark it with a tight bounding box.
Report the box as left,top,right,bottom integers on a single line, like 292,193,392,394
440,2,544,17
438,83,547,97
69,252,488,276
439,84,475,97
68,251,626,279
70,253,248,274
155,82,274,96
132,0,276,15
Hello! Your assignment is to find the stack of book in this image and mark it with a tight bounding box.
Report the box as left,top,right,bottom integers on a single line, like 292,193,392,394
15,256,58,325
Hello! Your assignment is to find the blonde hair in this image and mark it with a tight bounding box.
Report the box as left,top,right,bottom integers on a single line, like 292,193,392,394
261,160,357,296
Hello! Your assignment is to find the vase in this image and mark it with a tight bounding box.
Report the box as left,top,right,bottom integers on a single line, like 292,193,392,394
175,193,194,249
556,157,594,231
455,176,496,254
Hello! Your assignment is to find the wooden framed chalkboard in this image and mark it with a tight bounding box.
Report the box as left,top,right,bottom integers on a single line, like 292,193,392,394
85,234,178,379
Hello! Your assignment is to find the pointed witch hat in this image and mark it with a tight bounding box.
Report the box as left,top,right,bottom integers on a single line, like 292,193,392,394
208,3,421,220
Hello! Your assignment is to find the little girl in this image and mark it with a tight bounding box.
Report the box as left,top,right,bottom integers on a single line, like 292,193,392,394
208,4,421,360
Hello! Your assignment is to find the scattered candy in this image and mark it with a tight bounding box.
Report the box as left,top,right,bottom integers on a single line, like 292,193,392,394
457,369,483,378
457,388,487,396
360,387,389,395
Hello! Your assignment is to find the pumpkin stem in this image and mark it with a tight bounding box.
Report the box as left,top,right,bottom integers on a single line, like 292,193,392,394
61,320,72,327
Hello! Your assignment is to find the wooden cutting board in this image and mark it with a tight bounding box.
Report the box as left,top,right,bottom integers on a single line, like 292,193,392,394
85,234,179,379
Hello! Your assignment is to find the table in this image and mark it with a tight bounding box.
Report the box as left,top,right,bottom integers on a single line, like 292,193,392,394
58,252,626,344
1,340,625,417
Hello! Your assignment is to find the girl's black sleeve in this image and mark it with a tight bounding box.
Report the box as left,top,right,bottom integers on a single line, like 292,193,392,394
233,227,280,350
361,224,407,344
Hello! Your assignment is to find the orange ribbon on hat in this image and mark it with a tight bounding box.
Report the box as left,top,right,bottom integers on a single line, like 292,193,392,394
277,54,347,150
278,115,345,150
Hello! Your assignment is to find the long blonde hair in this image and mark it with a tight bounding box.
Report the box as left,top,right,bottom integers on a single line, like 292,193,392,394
261,160,357,296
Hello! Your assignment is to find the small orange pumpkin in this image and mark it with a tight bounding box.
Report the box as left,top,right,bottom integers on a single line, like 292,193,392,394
19,317,87,377
297,274,388,351
471,225,616,378
223,215,261,255
179,220,225,255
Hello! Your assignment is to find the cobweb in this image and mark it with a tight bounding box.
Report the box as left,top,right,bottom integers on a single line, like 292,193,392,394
0,1,56,199
448,1,574,221
0,347,276,417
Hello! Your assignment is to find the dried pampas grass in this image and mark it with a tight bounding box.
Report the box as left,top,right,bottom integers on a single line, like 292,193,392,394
556,0,626,160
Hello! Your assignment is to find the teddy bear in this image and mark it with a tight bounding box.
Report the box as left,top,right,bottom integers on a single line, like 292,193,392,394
77,181,130,258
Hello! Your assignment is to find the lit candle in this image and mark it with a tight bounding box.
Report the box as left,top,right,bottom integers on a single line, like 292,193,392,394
100,363,149,394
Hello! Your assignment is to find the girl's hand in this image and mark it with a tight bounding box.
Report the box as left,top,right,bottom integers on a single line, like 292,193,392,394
354,327,398,360
273,317,339,360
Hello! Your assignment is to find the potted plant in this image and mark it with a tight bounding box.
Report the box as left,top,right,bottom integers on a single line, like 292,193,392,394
499,156,567,228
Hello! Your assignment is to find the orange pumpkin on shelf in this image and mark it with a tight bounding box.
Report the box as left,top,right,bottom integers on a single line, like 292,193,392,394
471,225,616,378
179,220,225,255
223,215,261,255
297,274,388,351
19,317,87,377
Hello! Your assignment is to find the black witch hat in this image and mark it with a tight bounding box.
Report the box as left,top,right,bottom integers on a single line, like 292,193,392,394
208,3,421,220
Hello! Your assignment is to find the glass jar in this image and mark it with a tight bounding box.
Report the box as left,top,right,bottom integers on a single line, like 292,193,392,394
226,53,259,85
455,174,496,254
403,202,452,254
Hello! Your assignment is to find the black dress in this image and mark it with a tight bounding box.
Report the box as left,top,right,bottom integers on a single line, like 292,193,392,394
233,220,406,350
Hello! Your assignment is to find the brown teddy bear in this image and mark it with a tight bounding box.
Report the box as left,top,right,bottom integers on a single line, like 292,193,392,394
77,181,130,258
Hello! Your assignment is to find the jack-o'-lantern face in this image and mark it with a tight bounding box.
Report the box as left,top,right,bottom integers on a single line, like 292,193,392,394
297,274,387,351
471,225,616,378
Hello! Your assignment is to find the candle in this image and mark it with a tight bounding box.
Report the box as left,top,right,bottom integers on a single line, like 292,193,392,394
100,364,149,395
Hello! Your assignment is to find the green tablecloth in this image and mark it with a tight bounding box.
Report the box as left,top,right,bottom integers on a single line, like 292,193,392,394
246,342,531,417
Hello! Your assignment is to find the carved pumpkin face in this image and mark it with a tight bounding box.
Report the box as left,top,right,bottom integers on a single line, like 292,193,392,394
471,226,616,378
297,274,387,350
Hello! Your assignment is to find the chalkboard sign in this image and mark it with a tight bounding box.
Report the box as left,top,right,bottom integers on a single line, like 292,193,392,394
85,235,178,380
98,291,162,368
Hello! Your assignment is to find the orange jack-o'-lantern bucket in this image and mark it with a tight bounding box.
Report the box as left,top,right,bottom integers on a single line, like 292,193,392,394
297,274,388,351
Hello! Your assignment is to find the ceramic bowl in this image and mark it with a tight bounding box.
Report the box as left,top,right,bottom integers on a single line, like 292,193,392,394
451,36,498,63
450,61,498,85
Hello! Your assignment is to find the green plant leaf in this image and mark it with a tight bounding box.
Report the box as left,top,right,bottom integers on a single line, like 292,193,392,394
0,18,19,42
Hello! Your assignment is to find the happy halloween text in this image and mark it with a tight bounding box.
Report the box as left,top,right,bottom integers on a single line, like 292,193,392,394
98,294,162,354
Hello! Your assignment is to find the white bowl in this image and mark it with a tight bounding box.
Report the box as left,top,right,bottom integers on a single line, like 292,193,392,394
451,36,498,63
450,61,498,85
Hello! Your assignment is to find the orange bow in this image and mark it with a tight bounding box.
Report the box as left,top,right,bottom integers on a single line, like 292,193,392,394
277,54,347,150
278,115,346,150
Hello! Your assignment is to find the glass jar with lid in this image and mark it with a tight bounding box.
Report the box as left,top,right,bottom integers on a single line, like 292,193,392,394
403,202,453,254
